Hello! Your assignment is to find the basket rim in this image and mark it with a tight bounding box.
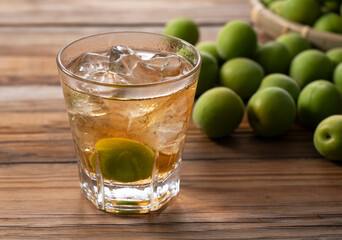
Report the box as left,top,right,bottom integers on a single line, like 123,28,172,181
249,0,342,40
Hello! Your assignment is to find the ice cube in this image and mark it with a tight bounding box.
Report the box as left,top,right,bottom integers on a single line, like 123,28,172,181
109,46,131,74
89,71,132,85
115,45,135,55
108,101,159,140
121,54,140,70
108,45,141,73
144,55,182,77
132,62,163,83
152,95,190,153
70,79,124,99
112,73,135,85
69,52,109,78
66,89,108,117
109,46,166,84
153,53,168,58
153,119,186,155
136,51,158,60
89,71,111,83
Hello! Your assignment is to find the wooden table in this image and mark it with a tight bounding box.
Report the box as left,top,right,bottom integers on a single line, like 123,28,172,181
1,0,342,239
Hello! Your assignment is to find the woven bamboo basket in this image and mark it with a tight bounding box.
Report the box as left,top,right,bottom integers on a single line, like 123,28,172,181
249,0,342,51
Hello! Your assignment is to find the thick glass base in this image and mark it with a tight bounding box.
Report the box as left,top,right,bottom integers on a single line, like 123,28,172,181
78,162,180,213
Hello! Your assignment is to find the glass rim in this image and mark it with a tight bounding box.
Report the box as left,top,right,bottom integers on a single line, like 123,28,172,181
56,31,202,88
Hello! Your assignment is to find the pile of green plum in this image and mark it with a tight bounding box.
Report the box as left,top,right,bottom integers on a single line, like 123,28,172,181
163,17,342,161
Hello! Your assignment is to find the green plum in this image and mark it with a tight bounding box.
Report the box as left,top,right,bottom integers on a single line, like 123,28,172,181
258,73,300,102
192,87,244,138
313,13,342,34
262,0,276,6
297,80,342,129
333,63,342,94
276,33,311,59
196,51,219,97
314,115,342,161
282,0,321,25
216,21,257,60
90,138,155,183
196,41,223,65
163,17,199,45
254,41,292,74
290,49,334,88
247,87,296,137
220,58,264,100
327,48,342,66
269,0,286,15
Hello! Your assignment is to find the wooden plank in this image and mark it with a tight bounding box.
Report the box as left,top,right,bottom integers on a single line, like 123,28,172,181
1,162,342,239
0,0,249,25
0,26,271,86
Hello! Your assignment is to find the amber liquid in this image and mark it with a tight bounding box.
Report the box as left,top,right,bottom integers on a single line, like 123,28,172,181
62,79,196,182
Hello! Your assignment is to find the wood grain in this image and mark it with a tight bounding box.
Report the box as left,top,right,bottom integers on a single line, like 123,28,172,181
0,0,249,25
1,161,342,239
